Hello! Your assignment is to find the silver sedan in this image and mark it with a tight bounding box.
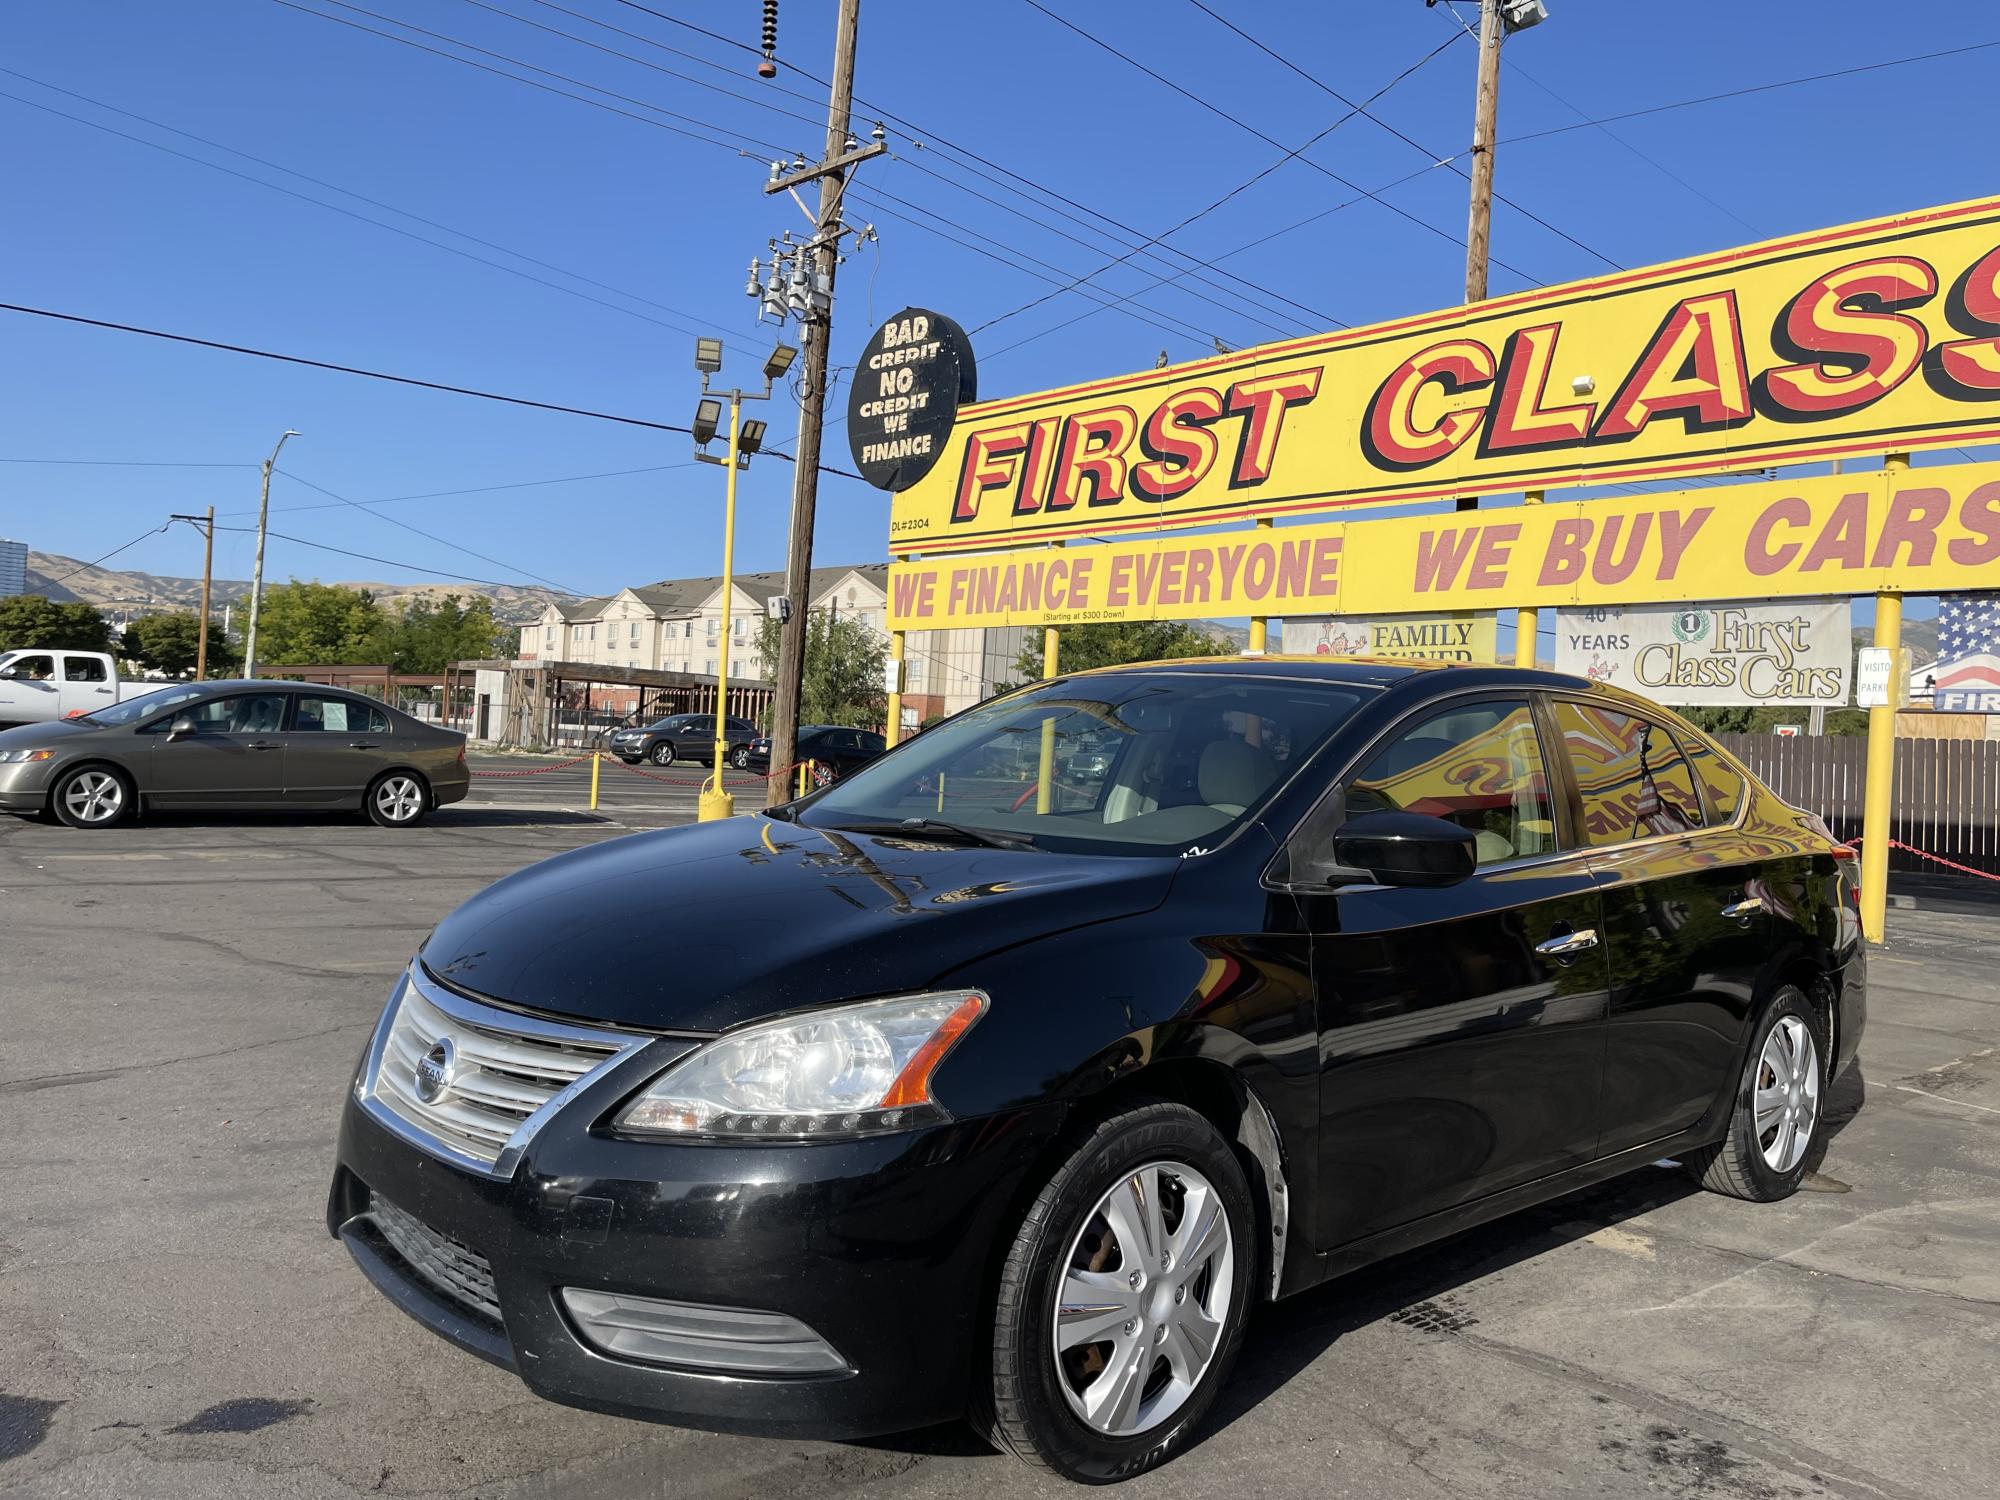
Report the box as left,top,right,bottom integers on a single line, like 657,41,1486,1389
0,681,470,829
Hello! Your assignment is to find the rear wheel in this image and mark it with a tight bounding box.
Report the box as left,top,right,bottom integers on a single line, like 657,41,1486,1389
1685,984,1826,1201
650,741,675,767
52,765,133,829
731,745,750,770
366,771,430,828
976,1102,1254,1482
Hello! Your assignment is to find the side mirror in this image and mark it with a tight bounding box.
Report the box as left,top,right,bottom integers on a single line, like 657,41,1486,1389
166,717,198,742
0,666,16,679
1331,810,1478,888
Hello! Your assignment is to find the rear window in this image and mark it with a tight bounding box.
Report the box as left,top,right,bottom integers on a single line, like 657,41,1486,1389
1552,701,1704,846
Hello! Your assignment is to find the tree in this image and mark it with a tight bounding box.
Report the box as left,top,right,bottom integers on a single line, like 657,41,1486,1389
120,611,241,678
252,580,387,665
755,609,886,729
1013,619,1222,682
0,595,115,652
380,593,512,673
1680,705,1866,737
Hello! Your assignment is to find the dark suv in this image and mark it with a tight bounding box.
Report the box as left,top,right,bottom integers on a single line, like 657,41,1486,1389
331,658,1863,1482
608,714,758,767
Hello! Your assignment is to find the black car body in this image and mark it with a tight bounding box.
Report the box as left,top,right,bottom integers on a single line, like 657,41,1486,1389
609,714,759,767
740,724,886,781
0,679,468,828
330,658,1864,1480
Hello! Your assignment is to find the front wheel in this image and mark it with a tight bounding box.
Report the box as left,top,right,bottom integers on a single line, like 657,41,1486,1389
1685,984,1827,1201
366,771,430,828
650,741,675,767
976,1102,1254,1482
52,765,134,829
731,745,750,770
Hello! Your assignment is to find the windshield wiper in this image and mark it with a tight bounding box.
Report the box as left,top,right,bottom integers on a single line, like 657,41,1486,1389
825,817,1033,850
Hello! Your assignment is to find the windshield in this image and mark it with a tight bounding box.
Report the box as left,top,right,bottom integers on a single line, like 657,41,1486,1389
801,671,1369,856
79,685,207,727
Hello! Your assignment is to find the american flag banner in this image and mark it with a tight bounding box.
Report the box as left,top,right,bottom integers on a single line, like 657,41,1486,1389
1929,596,2000,713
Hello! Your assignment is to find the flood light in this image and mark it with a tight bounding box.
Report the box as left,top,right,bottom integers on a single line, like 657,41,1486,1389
764,344,799,380
739,418,768,456
694,338,724,375
692,398,722,446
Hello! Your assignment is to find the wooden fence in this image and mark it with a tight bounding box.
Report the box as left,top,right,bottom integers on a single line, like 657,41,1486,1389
1717,732,2000,877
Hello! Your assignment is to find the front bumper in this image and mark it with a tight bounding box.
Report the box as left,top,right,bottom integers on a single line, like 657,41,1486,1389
0,758,58,812
329,1075,1063,1439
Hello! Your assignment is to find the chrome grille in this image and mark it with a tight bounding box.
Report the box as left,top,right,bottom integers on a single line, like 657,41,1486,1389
368,1192,501,1324
359,965,649,1177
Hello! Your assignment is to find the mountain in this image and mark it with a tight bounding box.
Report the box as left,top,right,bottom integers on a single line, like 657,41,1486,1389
24,551,567,627
1853,618,1938,668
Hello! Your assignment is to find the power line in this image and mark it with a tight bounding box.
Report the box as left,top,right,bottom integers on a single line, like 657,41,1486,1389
602,0,1339,333
0,65,725,335
0,457,254,469
213,523,570,594
273,468,582,594
1017,0,1543,288
0,84,715,340
1186,0,1623,272
43,524,175,586
969,31,1466,339
238,463,703,517
0,302,866,480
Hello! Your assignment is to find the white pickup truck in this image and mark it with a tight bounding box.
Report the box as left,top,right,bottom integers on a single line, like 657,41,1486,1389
0,649,172,727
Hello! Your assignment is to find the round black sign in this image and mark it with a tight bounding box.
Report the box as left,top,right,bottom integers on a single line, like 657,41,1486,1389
846,307,976,491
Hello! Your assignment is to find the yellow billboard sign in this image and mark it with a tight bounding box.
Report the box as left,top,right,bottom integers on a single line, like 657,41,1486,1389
888,196,2000,557
886,461,2000,630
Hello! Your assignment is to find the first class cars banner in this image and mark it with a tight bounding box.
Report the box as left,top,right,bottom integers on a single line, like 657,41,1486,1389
1552,601,1852,706
886,461,2000,630
888,196,2000,556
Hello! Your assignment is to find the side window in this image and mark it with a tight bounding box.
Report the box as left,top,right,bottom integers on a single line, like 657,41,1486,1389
859,732,886,753
1681,736,1745,825
1345,699,1555,868
363,703,393,735
8,654,55,681
1552,701,1705,845
295,695,347,732
152,693,289,734
63,655,109,683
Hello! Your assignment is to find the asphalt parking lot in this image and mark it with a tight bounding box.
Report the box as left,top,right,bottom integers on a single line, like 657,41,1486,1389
3,789,1998,1500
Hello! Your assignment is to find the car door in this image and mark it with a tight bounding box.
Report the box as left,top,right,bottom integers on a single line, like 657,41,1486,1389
60,655,116,718
286,693,391,805
0,653,61,721
1546,697,1770,1155
676,715,713,756
1294,694,1611,1249
142,690,293,806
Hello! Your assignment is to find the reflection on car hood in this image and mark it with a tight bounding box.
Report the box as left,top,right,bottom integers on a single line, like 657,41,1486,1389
0,718,104,750
422,816,1178,1031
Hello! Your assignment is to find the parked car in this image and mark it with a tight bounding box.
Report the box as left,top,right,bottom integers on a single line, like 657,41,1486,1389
329,658,1863,1482
608,714,758,767
0,680,469,828
0,648,174,727
739,723,886,781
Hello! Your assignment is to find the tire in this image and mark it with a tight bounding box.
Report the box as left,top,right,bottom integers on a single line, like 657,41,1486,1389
976,1101,1255,1483
366,771,431,828
1684,984,1827,1202
731,745,750,770
51,764,134,829
650,741,675,767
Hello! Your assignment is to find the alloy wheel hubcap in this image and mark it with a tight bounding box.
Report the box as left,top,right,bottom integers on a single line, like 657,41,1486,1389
63,771,123,824
1052,1160,1233,1438
1755,1015,1820,1172
377,777,422,822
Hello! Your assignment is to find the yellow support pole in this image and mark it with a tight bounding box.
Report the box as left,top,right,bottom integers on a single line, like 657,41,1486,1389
590,749,601,811
1515,489,1543,668
699,398,743,823
1247,517,1273,651
885,629,906,747
1035,623,1060,814
1859,453,1908,944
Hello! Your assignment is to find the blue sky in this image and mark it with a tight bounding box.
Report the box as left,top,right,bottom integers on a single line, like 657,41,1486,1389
1,0,1993,612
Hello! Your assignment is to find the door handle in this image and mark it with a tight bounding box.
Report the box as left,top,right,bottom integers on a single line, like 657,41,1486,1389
1721,895,1764,920
245,740,279,751
1535,927,1599,960
348,741,382,750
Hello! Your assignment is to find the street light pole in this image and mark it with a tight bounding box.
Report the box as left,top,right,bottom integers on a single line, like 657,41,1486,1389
243,429,299,678
170,507,217,678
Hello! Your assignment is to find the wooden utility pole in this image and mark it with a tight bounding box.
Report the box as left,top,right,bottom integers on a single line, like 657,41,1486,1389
170,506,217,678
1463,0,1504,304
766,0,862,805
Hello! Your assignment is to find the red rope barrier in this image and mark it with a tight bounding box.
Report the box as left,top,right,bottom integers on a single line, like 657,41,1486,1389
1848,836,2000,883
468,755,593,779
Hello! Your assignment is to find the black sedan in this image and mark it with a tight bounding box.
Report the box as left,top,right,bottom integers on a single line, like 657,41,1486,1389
329,658,1862,1481
608,714,759,767
738,723,886,782
0,680,468,828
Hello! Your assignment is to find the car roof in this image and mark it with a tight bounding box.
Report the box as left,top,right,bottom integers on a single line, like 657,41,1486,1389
1060,652,1616,695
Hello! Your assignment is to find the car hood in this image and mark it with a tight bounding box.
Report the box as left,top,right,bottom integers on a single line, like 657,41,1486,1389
0,718,104,750
422,815,1178,1032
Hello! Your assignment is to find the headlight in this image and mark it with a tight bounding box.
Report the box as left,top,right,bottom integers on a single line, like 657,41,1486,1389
0,748,53,764
615,990,987,1139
